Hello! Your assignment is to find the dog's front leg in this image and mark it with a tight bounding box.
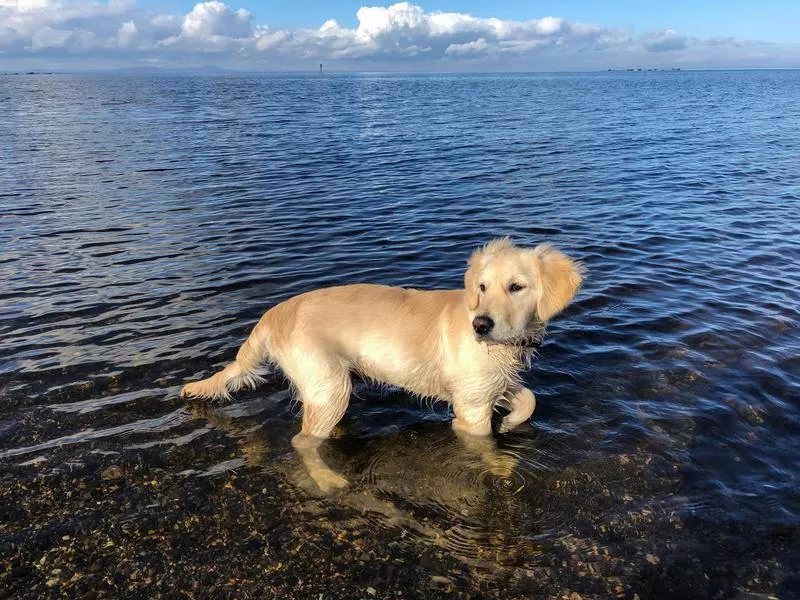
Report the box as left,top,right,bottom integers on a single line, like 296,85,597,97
498,386,536,433
451,398,494,437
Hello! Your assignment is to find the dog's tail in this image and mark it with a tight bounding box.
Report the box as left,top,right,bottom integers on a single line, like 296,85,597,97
180,315,272,401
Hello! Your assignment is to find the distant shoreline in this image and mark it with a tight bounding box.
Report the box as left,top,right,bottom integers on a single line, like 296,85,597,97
3,67,800,77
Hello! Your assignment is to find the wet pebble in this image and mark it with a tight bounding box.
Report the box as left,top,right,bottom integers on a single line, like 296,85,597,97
101,465,124,481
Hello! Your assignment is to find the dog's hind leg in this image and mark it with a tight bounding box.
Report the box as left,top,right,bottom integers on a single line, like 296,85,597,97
290,364,352,492
293,366,352,439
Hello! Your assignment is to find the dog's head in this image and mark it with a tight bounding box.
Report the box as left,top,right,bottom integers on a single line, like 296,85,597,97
464,238,583,345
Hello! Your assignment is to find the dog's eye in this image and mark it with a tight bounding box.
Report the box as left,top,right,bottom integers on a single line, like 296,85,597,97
509,283,526,293
479,284,486,292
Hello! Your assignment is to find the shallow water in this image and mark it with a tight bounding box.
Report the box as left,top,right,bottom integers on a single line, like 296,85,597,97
1,70,799,598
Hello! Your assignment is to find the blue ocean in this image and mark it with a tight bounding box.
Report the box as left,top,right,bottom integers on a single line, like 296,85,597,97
1,70,799,598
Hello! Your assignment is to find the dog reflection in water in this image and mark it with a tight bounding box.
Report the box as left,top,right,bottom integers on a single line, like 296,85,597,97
181,238,583,491
292,414,523,494
187,397,537,564
187,392,522,496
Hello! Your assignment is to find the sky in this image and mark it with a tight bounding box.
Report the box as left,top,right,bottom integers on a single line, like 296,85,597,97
1,0,798,71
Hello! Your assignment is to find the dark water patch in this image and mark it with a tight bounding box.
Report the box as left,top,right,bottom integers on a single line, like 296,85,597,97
1,71,799,598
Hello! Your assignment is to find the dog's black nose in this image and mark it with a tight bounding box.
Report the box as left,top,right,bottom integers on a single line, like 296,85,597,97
472,315,494,336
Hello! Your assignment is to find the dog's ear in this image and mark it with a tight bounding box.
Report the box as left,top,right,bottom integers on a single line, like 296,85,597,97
533,244,584,322
464,249,483,311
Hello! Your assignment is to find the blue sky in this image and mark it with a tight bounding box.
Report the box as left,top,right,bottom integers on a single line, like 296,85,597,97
1,0,798,71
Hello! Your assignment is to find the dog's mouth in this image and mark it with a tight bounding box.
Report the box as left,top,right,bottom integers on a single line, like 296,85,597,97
517,333,544,348
475,330,545,348
518,318,547,348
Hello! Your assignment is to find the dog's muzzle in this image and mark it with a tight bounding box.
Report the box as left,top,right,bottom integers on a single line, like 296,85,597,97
472,315,494,336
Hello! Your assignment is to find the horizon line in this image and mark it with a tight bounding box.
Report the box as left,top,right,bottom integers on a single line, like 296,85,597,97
4,66,800,75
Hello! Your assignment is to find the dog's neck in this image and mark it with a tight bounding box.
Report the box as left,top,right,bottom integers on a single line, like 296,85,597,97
484,343,533,378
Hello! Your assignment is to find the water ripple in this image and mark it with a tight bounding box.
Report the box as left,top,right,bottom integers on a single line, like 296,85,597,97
1,71,799,597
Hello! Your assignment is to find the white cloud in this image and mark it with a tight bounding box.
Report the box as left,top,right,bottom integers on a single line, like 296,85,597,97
0,0,797,70
642,29,688,53
535,17,564,36
156,1,253,52
0,0,59,10
254,27,287,51
180,1,251,40
445,37,488,57
114,20,137,47
356,2,426,39
30,26,71,49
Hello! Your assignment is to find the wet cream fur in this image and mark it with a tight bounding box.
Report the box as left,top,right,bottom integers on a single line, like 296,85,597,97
181,238,583,443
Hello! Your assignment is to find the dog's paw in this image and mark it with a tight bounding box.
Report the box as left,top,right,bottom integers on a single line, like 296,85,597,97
179,378,230,402
180,382,208,400
497,416,528,434
315,470,349,494
497,420,514,434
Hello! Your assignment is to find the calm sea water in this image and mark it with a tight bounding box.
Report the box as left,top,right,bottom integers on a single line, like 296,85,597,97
1,71,799,598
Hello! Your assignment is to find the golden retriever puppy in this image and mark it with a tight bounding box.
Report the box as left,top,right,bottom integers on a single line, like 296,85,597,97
181,238,583,445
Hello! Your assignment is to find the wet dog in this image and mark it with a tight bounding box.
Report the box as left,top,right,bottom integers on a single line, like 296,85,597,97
181,238,583,448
